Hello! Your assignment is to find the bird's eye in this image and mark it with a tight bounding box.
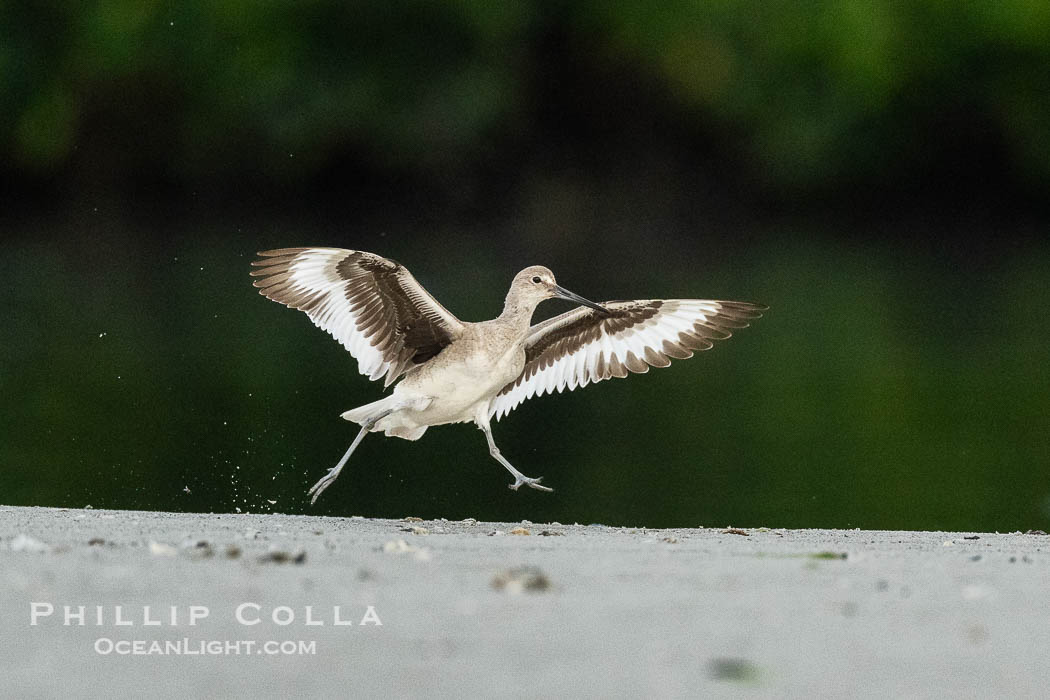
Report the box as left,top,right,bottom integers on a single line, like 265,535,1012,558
531,276,541,284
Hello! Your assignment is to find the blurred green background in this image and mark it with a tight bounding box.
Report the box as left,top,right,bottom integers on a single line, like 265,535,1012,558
3,1,1049,530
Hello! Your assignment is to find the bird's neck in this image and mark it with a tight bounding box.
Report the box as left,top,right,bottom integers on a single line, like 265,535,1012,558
498,295,538,333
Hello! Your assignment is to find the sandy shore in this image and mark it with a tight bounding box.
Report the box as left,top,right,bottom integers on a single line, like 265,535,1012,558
1,505,1048,698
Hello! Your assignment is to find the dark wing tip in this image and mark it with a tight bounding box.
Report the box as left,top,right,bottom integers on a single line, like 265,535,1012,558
255,248,310,258
250,249,305,270
737,302,768,312
717,300,768,317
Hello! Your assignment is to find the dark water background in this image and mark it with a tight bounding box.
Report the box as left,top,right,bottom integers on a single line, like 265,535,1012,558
3,2,1048,529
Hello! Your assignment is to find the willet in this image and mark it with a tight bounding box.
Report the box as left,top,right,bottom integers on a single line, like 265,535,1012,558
251,248,765,502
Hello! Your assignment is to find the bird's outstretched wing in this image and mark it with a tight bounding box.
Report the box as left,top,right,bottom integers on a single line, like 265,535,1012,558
490,299,765,420
250,248,464,386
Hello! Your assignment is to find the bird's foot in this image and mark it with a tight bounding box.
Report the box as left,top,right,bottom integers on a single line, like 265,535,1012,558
508,475,553,493
307,470,339,505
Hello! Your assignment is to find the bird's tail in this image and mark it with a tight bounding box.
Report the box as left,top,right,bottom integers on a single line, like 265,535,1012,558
340,395,400,426
342,394,431,441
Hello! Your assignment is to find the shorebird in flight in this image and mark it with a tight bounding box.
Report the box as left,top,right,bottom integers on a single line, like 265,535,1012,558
251,248,765,502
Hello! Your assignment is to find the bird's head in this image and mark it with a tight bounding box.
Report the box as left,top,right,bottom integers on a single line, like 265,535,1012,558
511,266,609,314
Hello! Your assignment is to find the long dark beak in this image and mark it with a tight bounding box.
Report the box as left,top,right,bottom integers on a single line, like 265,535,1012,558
553,284,610,315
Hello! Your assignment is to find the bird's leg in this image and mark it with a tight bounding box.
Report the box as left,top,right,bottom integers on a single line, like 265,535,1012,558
478,416,553,493
308,409,392,505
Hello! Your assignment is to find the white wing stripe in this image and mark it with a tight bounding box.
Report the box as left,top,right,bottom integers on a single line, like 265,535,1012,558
252,248,464,387
490,299,764,420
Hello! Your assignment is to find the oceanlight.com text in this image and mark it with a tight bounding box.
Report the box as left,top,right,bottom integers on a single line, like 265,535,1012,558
94,638,317,656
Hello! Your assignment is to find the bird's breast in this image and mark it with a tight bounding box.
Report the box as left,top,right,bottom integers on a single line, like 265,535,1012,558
401,341,524,402
457,342,524,393
394,342,524,426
